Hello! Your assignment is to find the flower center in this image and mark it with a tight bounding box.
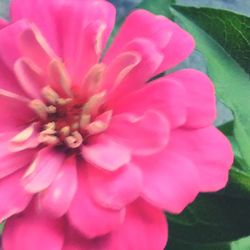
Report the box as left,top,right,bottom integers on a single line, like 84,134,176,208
29,86,111,149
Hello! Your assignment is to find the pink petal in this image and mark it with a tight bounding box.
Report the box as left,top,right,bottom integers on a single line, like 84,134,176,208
168,126,233,191
104,38,163,106
157,18,195,74
0,170,32,222
9,122,40,152
68,166,125,238
57,0,115,85
0,149,35,179
134,150,200,213
108,199,168,250
19,25,56,73
87,163,142,210
113,77,187,128
0,19,7,28
105,9,194,73
0,58,27,96
100,52,140,95
3,207,64,250
0,89,34,132
11,0,59,53
0,131,20,157
38,156,77,218
0,20,28,68
82,134,131,171
107,110,170,156
0,21,30,96
63,228,109,250
22,147,65,193
166,69,216,128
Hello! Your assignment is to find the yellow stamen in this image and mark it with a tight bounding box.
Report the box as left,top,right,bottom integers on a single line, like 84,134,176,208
42,86,59,104
80,114,91,130
49,60,72,97
47,105,57,114
82,63,105,95
60,126,70,137
82,91,106,115
57,98,72,106
44,122,56,133
29,99,48,120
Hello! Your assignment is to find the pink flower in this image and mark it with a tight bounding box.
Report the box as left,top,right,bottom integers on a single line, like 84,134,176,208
0,0,233,249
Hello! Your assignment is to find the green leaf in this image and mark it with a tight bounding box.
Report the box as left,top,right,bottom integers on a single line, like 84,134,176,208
138,0,175,18
170,6,250,170
167,235,250,250
166,194,250,249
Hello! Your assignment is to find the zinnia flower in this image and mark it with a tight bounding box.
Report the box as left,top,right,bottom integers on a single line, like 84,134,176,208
0,0,233,249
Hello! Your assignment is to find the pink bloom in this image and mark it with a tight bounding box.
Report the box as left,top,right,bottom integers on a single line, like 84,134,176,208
0,0,233,249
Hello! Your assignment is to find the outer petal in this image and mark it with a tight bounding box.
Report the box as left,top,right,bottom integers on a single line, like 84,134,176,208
168,126,233,191
134,150,200,213
68,166,125,238
0,170,32,222
87,163,142,210
107,110,170,156
82,134,131,171
113,77,187,128
104,9,194,73
3,208,64,250
108,199,168,250
22,147,65,193
38,156,77,218
166,69,216,128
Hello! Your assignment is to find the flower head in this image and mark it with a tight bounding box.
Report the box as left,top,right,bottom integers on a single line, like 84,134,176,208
0,0,233,249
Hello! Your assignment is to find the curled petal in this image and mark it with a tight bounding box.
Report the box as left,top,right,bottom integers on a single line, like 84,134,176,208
3,207,64,250
68,166,125,238
168,126,233,192
107,110,170,156
135,150,200,213
113,78,187,128
82,134,131,171
87,163,142,210
104,38,163,105
108,199,168,250
22,147,65,193
0,170,32,222
38,156,77,218
105,9,194,73
166,69,216,128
